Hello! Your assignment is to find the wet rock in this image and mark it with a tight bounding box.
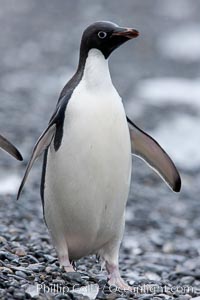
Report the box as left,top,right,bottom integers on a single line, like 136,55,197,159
95,274,107,282
62,272,85,284
145,272,161,281
193,280,200,287
0,266,13,274
15,270,27,279
157,294,172,299
44,254,57,262
26,254,39,263
0,289,6,297
183,258,200,271
138,294,154,300
177,295,192,300
9,265,32,275
28,263,45,272
162,242,175,254
0,236,7,244
45,266,53,273
180,276,195,285
14,247,27,257
136,262,170,274
25,284,40,298
72,283,99,300
55,295,71,300
0,250,19,262
13,291,27,299
150,234,164,247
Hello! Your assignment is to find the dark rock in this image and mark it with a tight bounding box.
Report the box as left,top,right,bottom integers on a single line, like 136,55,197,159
44,254,57,262
55,294,71,300
0,251,19,262
15,271,27,279
13,291,27,299
26,255,39,263
62,272,84,284
0,289,6,297
28,263,45,272
9,266,32,275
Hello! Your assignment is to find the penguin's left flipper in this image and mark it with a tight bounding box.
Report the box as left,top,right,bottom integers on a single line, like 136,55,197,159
17,123,56,199
127,117,181,192
0,134,23,161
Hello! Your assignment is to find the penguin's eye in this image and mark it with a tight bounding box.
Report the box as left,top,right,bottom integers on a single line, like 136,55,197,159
98,31,107,39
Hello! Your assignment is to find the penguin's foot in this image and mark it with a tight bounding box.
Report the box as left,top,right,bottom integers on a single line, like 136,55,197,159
106,263,132,292
59,255,75,272
64,264,75,273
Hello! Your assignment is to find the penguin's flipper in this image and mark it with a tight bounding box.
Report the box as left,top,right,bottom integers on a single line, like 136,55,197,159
17,123,56,199
0,134,23,161
127,117,181,192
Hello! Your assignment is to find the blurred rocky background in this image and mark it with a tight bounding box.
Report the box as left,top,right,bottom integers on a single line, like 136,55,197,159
0,1,200,299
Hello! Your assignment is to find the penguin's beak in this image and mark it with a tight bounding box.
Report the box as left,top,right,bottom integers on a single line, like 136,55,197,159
112,27,139,39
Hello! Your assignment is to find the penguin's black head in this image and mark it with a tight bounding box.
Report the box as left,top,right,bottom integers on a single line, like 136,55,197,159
80,21,139,59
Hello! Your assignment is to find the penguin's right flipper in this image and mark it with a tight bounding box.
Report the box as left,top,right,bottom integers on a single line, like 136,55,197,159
17,123,56,199
0,134,23,161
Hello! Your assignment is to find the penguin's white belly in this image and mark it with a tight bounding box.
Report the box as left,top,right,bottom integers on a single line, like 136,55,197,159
44,84,132,260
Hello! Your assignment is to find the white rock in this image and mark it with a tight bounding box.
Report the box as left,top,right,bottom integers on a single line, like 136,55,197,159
72,284,99,300
25,285,39,298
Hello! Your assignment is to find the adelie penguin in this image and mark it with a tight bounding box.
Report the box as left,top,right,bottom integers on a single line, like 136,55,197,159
17,21,181,289
0,134,22,161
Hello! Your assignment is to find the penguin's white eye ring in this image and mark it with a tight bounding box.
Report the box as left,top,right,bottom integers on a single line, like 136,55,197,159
98,31,107,39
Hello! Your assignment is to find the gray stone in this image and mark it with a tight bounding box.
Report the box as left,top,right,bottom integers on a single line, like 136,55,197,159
0,236,7,244
15,271,27,278
28,263,45,272
13,292,26,299
44,254,57,262
0,251,19,262
138,294,154,300
25,284,40,298
62,272,84,283
177,295,192,300
14,248,27,257
145,272,161,281
180,276,195,285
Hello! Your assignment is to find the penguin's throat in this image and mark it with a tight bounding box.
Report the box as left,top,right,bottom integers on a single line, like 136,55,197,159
82,49,112,89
